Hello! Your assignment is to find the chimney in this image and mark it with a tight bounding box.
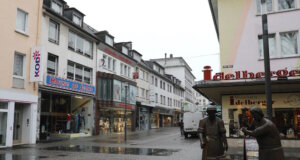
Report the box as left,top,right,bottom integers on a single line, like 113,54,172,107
165,53,167,65
170,54,173,58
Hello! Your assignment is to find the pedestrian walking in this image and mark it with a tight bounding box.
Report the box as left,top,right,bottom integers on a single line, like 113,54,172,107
178,120,184,136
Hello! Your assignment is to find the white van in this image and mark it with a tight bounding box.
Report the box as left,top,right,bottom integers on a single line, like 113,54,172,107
183,110,204,138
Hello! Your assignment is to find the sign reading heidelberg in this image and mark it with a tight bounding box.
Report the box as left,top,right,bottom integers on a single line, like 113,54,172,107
30,46,44,82
202,66,300,81
45,74,95,95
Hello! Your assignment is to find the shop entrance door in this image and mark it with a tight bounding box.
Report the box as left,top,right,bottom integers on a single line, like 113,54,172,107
13,104,23,144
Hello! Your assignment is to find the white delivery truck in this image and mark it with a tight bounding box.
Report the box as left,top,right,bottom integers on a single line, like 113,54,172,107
183,110,204,138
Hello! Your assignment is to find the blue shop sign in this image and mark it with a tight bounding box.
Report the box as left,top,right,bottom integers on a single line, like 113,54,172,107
45,74,95,95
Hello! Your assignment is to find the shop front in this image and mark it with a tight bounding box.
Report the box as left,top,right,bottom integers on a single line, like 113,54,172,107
193,69,300,147
95,72,137,135
136,103,151,131
150,108,174,128
38,74,95,141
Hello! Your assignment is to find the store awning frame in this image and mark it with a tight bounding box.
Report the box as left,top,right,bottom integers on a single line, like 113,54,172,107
193,78,300,105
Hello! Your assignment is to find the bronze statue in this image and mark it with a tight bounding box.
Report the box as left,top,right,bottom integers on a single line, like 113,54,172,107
242,107,284,160
199,106,228,160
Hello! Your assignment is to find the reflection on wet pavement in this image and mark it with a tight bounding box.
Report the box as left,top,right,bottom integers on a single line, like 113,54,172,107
228,154,300,160
42,145,180,156
0,154,48,160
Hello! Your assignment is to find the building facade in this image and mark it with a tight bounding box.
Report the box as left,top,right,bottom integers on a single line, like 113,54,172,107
0,0,42,147
194,0,300,147
95,31,137,135
151,56,196,112
145,61,184,128
38,0,97,141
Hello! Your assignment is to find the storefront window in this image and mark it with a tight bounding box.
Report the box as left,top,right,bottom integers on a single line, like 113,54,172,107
223,94,300,139
0,112,7,146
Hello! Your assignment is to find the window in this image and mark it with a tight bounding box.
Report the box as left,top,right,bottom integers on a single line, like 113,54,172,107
146,90,149,100
122,46,128,55
160,95,163,104
280,31,298,56
68,32,76,50
141,88,145,98
68,31,93,58
13,53,25,88
67,61,92,84
47,54,58,75
76,36,84,53
256,0,273,14
113,59,116,71
75,65,83,82
67,61,75,79
108,57,112,70
124,65,127,76
73,14,82,26
160,80,162,89
155,78,158,87
258,34,276,58
48,20,60,43
120,63,123,75
105,36,113,46
84,68,91,84
51,0,63,15
16,9,28,34
128,67,131,78
278,0,295,11
163,82,165,90
151,76,154,84
155,93,158,103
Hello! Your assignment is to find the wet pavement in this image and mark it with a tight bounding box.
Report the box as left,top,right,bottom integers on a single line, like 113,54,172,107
0,127,299,160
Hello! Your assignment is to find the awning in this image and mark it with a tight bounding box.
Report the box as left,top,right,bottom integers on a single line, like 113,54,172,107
193,78,300,105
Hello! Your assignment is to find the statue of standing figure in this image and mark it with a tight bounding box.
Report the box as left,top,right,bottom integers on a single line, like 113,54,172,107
242,107,284,160
199,106,228,160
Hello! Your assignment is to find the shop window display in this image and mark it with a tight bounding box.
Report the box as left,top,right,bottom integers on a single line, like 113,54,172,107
40,92,91,140
228,107,299,139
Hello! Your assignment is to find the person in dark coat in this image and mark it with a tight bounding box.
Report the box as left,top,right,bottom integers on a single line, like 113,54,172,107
242,107,284,160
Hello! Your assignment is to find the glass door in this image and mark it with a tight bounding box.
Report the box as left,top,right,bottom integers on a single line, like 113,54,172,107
0,112,8,146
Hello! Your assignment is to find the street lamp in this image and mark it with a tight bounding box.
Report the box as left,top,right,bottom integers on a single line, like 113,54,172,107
261,0,273,120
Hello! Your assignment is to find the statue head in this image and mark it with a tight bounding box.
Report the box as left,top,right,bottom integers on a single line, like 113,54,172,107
250,107,264,122
206,106,217,120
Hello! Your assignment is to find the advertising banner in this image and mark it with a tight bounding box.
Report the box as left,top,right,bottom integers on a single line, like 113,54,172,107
45,74,95,95
30,46,44,82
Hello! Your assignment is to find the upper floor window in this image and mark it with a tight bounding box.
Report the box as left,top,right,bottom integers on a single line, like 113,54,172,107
16,9,28,34
256,0,273,14
49,20,60,44
278,0,295,11
68,31,93,58
155,78,158,87
122,46,128,55
151,76,154,84
51,0,63,15
73,14,82,26
47,53,58,75
280,31,298,56
258,34,276,58
13,52,25,89
105,36,113,46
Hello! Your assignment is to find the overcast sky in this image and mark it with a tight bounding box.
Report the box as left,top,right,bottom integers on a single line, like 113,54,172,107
66,0,220,81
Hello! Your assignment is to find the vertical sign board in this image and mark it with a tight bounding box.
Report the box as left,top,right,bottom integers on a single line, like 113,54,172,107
30,46,44,82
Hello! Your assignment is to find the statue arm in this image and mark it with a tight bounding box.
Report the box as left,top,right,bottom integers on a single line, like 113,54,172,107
242,124,268,137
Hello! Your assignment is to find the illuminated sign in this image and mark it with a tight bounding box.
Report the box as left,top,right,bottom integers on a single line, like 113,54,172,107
45,74,95,95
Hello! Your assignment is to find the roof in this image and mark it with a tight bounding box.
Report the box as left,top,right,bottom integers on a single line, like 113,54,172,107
193,78,300,104
64,7,85,16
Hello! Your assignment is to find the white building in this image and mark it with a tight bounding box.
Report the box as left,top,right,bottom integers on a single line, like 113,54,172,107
145,61,184,128
38,0,98,140
151,55,196,112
